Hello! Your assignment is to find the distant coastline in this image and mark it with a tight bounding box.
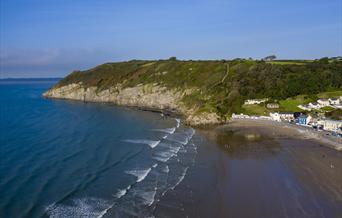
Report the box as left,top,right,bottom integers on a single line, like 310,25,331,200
0,77,62,81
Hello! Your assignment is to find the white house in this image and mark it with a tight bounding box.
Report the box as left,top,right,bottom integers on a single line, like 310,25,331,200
322,120,342,132
244,98,268,105
270,112,294,122
232,113,250,119
279,112,295,122
270,112,281,122
298,104,311,111
329,98,340,105
317,99,330,106
308,102,321,110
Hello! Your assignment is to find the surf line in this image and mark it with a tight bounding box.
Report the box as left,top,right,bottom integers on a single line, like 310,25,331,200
122,139,161,148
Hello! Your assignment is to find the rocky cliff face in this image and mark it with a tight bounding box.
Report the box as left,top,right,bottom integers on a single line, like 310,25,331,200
43,83,222,126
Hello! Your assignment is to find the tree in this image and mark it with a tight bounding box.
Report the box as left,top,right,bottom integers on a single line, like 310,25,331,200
263,55,277,61
168,57,177,61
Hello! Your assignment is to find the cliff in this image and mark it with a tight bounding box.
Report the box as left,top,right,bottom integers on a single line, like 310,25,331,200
43,82,222,126
43,58,342,126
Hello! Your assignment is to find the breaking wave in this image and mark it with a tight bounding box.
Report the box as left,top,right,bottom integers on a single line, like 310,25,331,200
175,118,181,128
46,198,112,218
151,128,176,134
126,168,152,183
115,185,131,199
122,139,160,148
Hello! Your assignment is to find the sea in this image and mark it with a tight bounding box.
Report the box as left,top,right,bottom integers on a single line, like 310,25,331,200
0,79,197,217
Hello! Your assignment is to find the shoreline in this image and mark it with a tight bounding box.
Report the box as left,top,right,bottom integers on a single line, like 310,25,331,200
225,118,342,151
45,95,341,151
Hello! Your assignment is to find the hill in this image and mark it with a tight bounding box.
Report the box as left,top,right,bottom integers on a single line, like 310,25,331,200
44,58,342,126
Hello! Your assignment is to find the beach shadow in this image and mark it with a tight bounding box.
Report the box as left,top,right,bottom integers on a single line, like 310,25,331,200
209,129,281,159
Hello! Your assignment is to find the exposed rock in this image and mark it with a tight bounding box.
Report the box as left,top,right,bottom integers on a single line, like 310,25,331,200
43,83,221,126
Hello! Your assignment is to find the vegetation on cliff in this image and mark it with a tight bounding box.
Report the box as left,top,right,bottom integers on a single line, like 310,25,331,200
54,58,342,119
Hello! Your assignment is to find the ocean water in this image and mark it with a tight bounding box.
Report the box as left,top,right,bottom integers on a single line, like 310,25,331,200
0,80,197,218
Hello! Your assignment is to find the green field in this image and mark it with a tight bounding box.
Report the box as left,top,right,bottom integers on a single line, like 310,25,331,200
242,104,270,116
278,95,314,112
267,60,312,65
317,91,342,99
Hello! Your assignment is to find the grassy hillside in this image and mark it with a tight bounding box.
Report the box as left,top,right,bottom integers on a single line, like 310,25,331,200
55,58,342,118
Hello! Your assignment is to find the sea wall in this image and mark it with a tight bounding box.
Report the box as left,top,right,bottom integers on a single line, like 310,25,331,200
43,83,222,126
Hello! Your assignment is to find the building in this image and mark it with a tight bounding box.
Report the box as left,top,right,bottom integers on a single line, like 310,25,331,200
266,103,279,109
298,104,311,111
270,112,281,122
279,112,295,122
297,115,312,125
232,113,250,119
244,98,268,105
317,99,330,106
270,112,295,122
322,119,342,131
308,102,321,110
329,98,340,105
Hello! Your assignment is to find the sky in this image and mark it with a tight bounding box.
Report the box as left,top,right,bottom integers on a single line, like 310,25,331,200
1,0,341,78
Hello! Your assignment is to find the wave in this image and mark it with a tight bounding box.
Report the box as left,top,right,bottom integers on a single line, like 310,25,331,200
166,128,195,145
46,198,112,218
126,168,152,183
153,151,173,163
115,185,131,199
175,118,181,128
153,145,181,163
161,165,169,173
137,189,157,206
122,139,160,148
171,167,189,190
151,128,176,134
165,137,188,145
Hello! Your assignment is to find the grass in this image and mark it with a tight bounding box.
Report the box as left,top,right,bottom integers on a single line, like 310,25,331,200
321,106,335,112
267,60,312,65
278,95,313,112
242,104,269,116
325,109,342,120
53,59,341,118
316,91,342,99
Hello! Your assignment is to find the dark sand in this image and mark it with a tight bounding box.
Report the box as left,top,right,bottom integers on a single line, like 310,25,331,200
154,119,342,218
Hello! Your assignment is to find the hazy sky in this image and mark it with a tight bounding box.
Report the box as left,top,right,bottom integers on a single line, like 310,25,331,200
1,0,341,77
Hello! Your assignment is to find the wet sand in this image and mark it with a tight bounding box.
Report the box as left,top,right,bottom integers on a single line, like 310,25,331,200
154,119,342,218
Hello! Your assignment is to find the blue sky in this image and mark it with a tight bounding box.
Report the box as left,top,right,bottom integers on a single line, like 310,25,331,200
1,0,341,77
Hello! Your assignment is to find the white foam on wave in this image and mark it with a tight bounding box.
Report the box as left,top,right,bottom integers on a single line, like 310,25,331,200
126,168,152,183
161,165,169,173
167,128,195,145
166,136,188,145
153,145,181,163
115,185,131,199
151,128,176,134
189,128,195,138
162,135,168,139
152,163,158,168
171,167,189,190
137,188,157,206
153,151,173,162
175,118,181,128
122,139,160,148
46,198,112,218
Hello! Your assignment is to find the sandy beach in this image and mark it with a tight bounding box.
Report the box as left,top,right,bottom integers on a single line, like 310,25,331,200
154,119,342,218
226,119,342,150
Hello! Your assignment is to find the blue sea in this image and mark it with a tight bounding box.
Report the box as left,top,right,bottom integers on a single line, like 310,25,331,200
0,79,197,217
